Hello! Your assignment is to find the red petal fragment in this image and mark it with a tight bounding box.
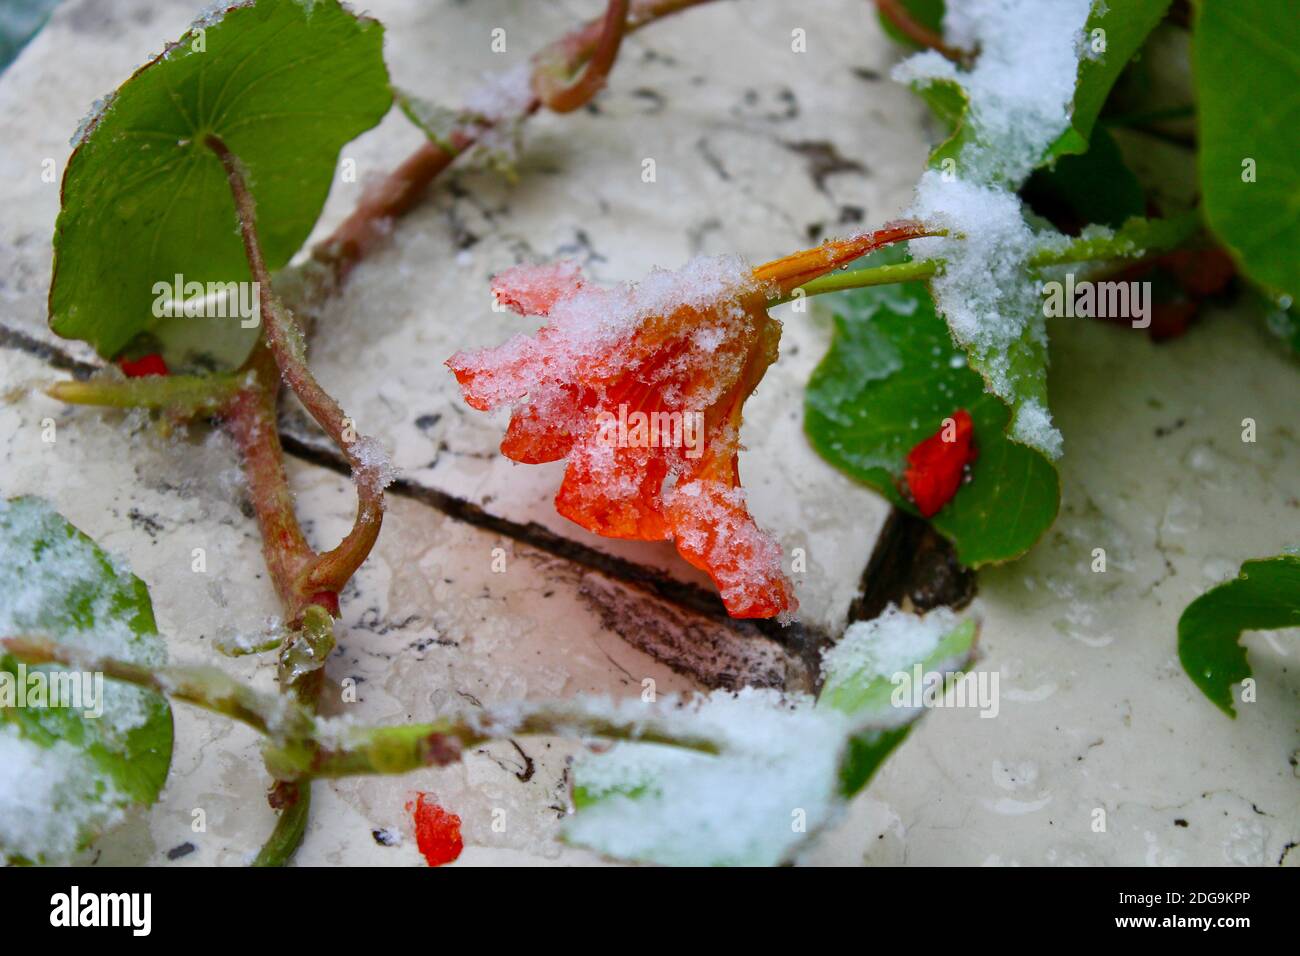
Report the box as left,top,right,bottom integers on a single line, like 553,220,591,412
904,409,976,518
491,260,584,316
406,793,463,867
445,334,537,410
118,353,169,378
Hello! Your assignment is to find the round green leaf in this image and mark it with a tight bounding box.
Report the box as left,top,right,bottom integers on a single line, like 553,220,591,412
49,0,392,361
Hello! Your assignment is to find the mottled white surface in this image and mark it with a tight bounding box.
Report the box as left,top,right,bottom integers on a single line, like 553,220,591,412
0,0,1295,867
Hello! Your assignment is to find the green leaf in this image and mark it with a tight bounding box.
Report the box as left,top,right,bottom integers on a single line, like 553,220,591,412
48,0,392,363
819,615,978,796
1194,0,1300,298
1044,0,1173,161
564,609,978,865
0,497,172,862
1177,554,1300,717
1024,126,1145,229
804,270,1059,566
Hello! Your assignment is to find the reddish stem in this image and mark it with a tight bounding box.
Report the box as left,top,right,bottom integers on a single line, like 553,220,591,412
311,0,719,285
533,0,629,113
208,134,384,604
310,119,526,285
875,0,967,63
221,347,328,621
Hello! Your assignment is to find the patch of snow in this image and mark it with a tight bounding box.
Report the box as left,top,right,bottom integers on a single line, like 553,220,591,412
824,604,959,690
0,498,163,741
351,435,397,494
0,725,123,863
894,0,1098,459
69,93,116,149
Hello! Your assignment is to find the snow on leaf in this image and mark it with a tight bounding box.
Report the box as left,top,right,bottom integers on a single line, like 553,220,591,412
1048,0,1173,161
819,607,978,797
0,497,172,863
563,608,977,866
891,0,1093,458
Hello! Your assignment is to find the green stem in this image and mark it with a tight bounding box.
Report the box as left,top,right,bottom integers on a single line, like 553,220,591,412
779,259,938,304
266,710,722,782
251,783,310,868
45,372,244,416
1028,211,1202,267
0,637,308,739
785,212,1204,303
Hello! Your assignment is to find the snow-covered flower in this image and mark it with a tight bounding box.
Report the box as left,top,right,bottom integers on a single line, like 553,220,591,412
447,224,931,618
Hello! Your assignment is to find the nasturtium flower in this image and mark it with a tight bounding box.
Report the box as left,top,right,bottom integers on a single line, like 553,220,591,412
447,223,931,619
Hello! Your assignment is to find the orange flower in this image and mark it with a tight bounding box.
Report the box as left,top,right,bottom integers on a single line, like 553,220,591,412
447,223,931,618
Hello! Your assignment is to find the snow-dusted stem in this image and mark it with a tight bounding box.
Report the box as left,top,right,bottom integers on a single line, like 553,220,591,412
267,712,723,782
207,134,384,603
310,0,719,284
0,637,309,738
533,0,628,112
788,212,1204,303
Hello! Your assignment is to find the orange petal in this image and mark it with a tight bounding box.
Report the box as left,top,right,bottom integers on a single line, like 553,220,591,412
501,402,578,463
556,436,670,540
665,478,796,619
445,335,536,411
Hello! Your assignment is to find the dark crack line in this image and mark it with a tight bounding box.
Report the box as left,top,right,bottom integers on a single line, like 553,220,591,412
0,323,97,378
278,431,831,659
